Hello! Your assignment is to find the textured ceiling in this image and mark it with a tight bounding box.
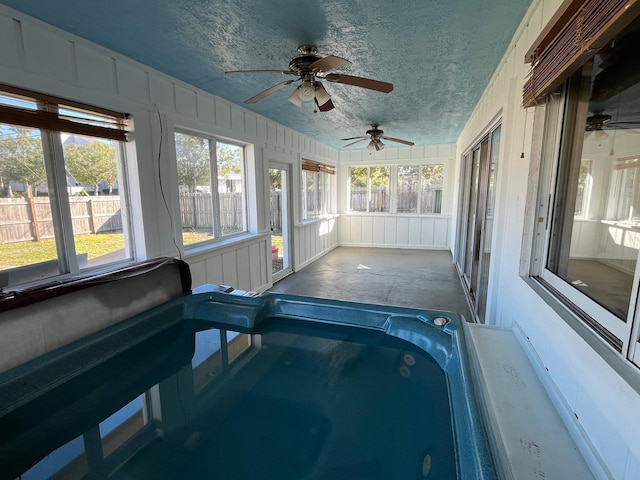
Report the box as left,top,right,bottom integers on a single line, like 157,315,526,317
0,0,532,148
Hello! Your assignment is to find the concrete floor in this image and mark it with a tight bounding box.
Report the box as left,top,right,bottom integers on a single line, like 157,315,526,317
268,247,473,321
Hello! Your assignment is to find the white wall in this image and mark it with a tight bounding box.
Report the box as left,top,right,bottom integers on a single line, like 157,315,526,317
456,0,640,477
0,5,340,293
337,144,455,250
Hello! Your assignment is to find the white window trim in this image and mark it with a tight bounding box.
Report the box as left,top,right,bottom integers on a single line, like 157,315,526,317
524,81,640,378
347,163,444,214
173,128,249,250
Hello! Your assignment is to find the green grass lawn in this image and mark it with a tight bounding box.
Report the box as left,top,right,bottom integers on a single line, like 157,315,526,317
2,231,286,268
271,232,283,249
0,233,126,267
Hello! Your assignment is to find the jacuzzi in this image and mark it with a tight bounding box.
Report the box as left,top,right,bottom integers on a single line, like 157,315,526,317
0,285,497,479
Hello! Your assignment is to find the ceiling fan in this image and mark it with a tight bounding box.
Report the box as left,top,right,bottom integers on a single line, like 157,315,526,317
341,125,414,151
225,46,393,112
586,111,640,139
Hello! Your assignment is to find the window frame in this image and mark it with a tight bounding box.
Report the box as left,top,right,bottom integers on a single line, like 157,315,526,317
301,165,334,221
0,88,134,287
527,67,640,369
173,128,248,249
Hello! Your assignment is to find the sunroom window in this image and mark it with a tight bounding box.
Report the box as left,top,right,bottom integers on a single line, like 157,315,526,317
0,87,132,288
174,131,247,247
348,164,443,214
301,159,334,220
531,17,640,359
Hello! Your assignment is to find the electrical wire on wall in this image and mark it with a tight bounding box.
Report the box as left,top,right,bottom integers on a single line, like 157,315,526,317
155,105,182,259
520,107,530,159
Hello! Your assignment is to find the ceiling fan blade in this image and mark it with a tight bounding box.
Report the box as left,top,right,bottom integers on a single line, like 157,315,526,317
325,74,393,93
245,79,297,104
343,138,367,147
225,69,296,75
382,136,415,146
341,136,367,141
309,55,352,73
315,97,335,112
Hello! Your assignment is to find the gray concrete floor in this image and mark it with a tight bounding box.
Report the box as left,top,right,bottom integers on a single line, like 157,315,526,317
268,247,473,321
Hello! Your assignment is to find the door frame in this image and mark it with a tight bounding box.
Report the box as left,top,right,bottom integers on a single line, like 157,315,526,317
269,161,293,282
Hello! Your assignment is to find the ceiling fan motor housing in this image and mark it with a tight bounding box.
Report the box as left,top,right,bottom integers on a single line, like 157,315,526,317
366,126,384,139
289,48,323,76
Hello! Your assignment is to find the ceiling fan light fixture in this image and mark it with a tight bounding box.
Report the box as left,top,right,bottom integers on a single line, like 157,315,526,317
366,140,384,151
314,82,331,106
298,80,315,102
288,87,303,106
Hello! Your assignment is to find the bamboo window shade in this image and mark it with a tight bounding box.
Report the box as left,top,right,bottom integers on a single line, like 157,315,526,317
523,0,640,107
0,83,130,141
301,159,336,174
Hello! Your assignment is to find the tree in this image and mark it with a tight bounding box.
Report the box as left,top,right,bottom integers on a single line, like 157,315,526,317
422,164,444,186
175,133,210,193
216,143,241,177
64,142,118,195
370,166,390,188
0,126,46,197
269,168,282,190
350,167,368,189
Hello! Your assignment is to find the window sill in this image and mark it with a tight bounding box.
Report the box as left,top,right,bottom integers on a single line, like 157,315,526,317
182,232,268,259
599,219,640,230
521,275,640,395
344,212,450,218
297,214,339,227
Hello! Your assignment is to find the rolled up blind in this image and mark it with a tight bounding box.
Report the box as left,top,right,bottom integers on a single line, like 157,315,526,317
302,158,336,175
523,0,640,107
0,83,130,141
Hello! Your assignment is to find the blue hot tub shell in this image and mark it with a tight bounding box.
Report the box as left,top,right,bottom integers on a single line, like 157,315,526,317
183,288,498,480
0,287,497,480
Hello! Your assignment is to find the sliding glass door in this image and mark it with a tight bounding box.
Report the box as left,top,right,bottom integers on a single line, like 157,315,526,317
455,124,501,322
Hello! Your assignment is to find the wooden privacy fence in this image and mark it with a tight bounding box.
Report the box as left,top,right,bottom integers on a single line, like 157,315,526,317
0,196,123,243
179,192,247,232
350,187,442,213
270,192,282,230
1,192,274,243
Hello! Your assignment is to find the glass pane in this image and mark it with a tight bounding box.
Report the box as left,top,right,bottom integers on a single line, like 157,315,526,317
548,31,640,321
270,168,286,275
0,125,61,287
217,142,245,236
574,160,591,217
397,166,419,213
317,172,326,215
305,171,317,218
0,92,37,110
349,167,368,212
370,166,390,212
464,149,480,281
175,132,214,245
455,154,473,274
477,127,501,322
420,165,444,214
62,134,130,269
